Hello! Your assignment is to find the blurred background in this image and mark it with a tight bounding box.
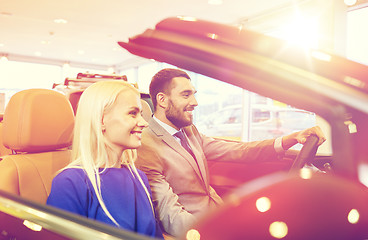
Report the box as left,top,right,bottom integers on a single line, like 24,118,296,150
0,0,367,151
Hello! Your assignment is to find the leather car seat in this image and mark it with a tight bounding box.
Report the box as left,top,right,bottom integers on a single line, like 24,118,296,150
141,99,153,122
0,114,12,156
0,89,74,203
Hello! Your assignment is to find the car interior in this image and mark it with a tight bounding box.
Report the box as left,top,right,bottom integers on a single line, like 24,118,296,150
1,1,368,238
0,88,74,203
0,114,12,156
0,81,158,240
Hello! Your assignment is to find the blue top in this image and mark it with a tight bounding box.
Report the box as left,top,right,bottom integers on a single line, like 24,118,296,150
47,167,163,239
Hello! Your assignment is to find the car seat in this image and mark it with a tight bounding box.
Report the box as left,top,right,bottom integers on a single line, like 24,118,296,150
141,99,153,122
0,89,74,203
0,114,12,156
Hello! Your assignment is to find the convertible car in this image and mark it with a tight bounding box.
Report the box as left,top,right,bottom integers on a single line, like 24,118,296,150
1,16,368,239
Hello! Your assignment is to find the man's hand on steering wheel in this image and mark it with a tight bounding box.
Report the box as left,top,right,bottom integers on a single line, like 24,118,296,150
280,126,326,173
295,126,326,146
281,126,326,151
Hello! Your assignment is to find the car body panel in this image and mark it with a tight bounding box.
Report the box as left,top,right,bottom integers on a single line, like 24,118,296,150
0,190,154,240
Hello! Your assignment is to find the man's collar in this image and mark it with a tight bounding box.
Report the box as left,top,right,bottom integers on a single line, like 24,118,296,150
152,115,180,135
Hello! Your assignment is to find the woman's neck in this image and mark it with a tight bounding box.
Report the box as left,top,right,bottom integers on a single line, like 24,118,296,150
106,148,124,168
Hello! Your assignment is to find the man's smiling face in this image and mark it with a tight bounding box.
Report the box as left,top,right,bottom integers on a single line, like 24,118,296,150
165,77,198,129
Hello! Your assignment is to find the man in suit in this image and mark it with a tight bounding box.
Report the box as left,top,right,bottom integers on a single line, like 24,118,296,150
136,68,325,237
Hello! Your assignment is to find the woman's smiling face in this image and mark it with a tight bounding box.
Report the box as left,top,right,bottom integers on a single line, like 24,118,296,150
102,90,148,154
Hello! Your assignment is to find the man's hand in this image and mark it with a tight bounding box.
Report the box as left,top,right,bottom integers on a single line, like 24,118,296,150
295,126,326,146
282,126,326,150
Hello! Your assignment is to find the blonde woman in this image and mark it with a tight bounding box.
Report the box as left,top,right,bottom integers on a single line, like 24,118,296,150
47,81,163,239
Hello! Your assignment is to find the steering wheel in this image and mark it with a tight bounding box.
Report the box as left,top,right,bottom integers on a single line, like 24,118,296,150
289,135,319,173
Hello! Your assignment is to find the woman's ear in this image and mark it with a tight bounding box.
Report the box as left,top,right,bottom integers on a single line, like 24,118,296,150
156,92,168,109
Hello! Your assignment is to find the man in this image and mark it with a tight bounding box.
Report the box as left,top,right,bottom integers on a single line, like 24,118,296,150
136,68,325,237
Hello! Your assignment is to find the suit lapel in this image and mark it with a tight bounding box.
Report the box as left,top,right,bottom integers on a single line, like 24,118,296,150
148,118,204,182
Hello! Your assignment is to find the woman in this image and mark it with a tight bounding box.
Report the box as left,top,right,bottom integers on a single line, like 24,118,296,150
47,80,163,239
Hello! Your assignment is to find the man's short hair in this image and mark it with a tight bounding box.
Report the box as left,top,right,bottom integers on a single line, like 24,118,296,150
149,68,191,111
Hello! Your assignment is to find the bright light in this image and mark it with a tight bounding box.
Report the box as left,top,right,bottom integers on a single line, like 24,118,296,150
107,67,115,74
54,18,68,24
41,40,51,45
277,16,319,48
0,56,8,62
358,163,368,187
207,33,218,40
299,167,313,179
178,16,197,22
256,197,271,212
311,50,332,62
344,0,357,6
344,120,357,134
186,229,201,240
63,62,70,69
208,0,223,5
348,209,360,224
23,220,42,231
343,76,366,89
269,221,288,239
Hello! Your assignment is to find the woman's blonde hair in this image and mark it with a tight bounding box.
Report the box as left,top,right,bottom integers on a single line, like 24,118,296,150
65,80,153,226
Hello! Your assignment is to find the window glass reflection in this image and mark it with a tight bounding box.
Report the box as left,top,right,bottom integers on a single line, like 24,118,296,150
193,73,316,144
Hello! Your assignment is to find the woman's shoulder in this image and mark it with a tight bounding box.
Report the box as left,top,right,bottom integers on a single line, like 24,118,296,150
53,168,87,183
135,168,149,183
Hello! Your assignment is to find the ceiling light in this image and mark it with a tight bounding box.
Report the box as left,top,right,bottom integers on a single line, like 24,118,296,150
0,55,8,62
77,50,85,55
0,43,4,47
208,0,223,5
344,0,357,6
54,18,68,24
41,40,51,45
34,51,42,56
107,67,115,74
63,62,70,69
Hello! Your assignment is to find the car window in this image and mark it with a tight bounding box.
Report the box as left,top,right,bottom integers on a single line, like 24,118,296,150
252,109,271,123
194,75,328,152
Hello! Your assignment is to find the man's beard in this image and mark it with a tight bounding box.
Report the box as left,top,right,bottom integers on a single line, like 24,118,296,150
166,99,193,129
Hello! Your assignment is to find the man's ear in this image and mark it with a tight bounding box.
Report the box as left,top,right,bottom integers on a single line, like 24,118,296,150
156,92,168,109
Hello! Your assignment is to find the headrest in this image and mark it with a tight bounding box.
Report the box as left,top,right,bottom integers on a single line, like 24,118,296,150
3,89,75,153
141,99,153,122
68,90,83,115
